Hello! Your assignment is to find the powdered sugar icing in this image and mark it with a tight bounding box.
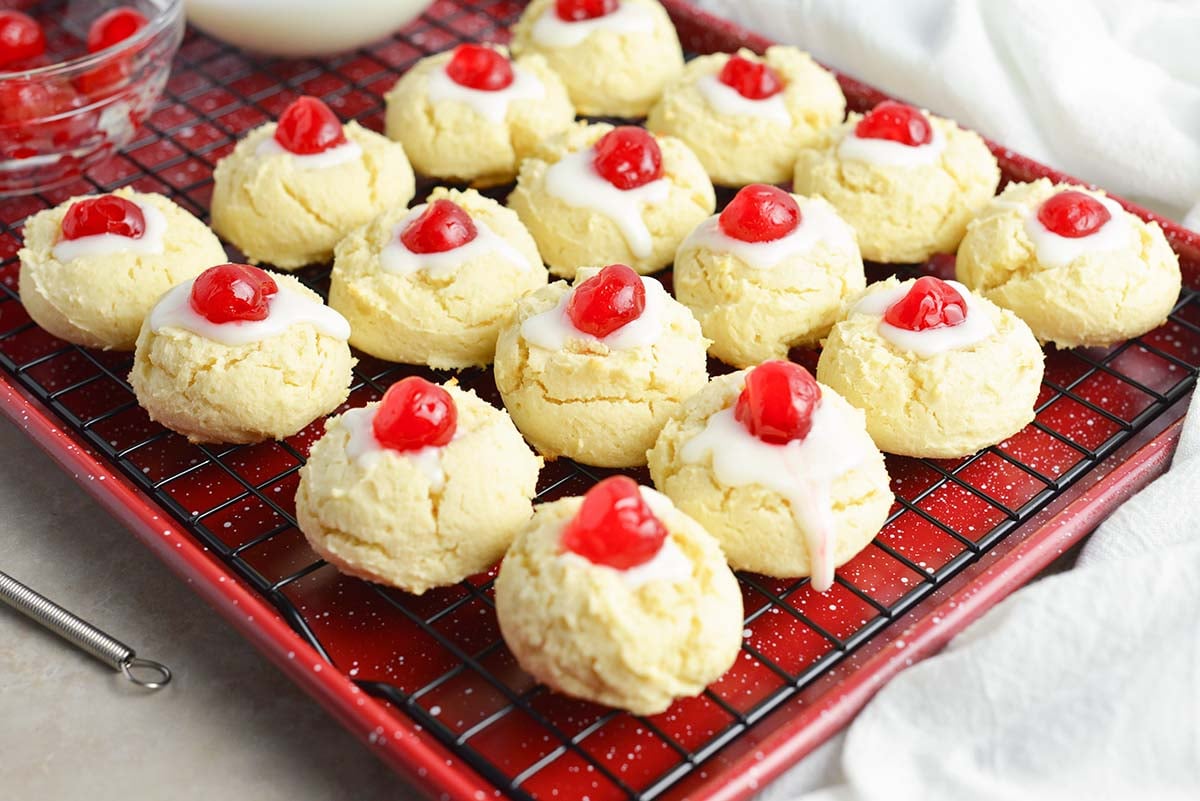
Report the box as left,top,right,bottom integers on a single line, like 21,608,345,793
379,204,536,278
149,278,351,345
530,1,654,48
680,398,873,592
338,405,454,490
679,197,858,269
520,275,667,351
256,135,363,170
852,279,994,357
838,121,945,168
695,73,790,127
426,62,545,124
543,147,670,259
52,200,167,262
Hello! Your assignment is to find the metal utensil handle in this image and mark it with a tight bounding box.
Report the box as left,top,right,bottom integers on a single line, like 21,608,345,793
0,569,170,689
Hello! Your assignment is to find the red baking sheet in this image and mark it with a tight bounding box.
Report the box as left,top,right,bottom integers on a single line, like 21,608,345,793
2,2,1199,800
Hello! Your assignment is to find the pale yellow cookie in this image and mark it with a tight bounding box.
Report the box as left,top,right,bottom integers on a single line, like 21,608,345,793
329,188,548,369
495,486,742,715
647,47,846,186
510,0,684,118
648,371,892,579
129,274,354,444
296,385,541,595
956,179,1181,348
816,277,1044,458
794,113,1000,263
384,47,574,186
211,122,414,270
673,194,865,367
493,267,709,467
17,189,226,350
508,121,715,278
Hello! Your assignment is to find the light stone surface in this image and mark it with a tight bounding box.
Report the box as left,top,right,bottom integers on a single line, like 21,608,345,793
0,418,413,801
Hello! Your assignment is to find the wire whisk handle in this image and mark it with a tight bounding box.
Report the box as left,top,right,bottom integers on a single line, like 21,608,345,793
0,569,170,689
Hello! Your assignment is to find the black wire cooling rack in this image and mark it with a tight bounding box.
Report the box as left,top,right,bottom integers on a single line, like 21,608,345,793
2,1,1200,799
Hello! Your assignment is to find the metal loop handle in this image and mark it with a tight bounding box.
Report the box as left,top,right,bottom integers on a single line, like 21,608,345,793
0,569,170,690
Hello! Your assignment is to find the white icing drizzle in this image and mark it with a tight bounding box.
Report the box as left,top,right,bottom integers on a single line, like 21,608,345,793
695,73,791,127
1022,195,1133,268
379,204,536,278
680,401,873,592
520,275,667,351
51,200,167,262
425,63,545,124
837,123,945,168
543,147,670,259
852,279,994,357
530,1,654,48
256,135,363,170
148,277,351,345
558,486,695,588
338,405,454,490
678,197,857,270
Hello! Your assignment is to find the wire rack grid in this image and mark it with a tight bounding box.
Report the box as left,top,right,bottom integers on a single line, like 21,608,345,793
2,1,1200,800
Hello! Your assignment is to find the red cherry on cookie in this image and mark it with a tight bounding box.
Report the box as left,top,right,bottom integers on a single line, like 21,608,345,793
0,11,45,67
555,0,618,22
592,126,663,190
61,195,146,240
719,184,801,243
855,100,932,147
884,276,967,332
562,476,667,570
1037,190,1111,239
189,263,279,325
372,377,457,453
274,96,347,155
400,199,478,254
735,360,822,445
567,263,645,338
445,44,514,91
86,6,148,53
718,54,784,100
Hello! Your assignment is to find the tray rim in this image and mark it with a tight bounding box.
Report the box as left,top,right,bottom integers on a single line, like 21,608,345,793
2,1,1198,799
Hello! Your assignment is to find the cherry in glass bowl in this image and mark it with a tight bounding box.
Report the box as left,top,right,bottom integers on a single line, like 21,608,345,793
0,0,184,197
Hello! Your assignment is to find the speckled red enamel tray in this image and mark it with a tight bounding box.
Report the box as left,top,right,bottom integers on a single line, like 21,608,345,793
2,2,1199,800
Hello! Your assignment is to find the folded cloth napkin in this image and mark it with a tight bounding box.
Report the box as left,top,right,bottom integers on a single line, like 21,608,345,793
695,0,1200,221
691,1,1200,796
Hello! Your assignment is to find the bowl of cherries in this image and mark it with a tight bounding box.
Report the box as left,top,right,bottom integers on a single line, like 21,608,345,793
0,0,183,196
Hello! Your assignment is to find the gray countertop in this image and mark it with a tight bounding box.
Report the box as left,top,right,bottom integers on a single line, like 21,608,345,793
0,417,413,800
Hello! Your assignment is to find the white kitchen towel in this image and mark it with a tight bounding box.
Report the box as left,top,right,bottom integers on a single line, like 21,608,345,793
695,0,1200,221
686,1,1200,797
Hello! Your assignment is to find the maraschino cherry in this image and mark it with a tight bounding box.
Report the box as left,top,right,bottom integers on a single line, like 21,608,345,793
556,0,618,22
0,11,45,68
735,360,821,444
400,199,478,254
274,96,347,155
189,264,279,324
562,475,667,569
884,276,966,331
855,100,932,147
445,44,514,91
1037,190,1111,239
593,126,663,190
567,263,645,338
372,377,457,452
718,54,784,100
719,184,801,243
60,195,146,241
86,6,148,53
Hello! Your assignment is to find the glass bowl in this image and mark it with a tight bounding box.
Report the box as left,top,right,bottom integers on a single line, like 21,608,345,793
0,0,184,197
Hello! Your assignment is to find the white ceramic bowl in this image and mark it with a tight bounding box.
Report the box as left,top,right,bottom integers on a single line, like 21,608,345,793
185,0,432,57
